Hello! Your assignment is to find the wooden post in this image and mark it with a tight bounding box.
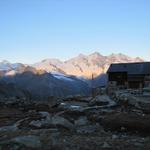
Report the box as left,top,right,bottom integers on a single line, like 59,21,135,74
91,73,95,98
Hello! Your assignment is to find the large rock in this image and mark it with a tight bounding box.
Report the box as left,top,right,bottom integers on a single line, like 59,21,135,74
11,135,42,148
74,116,89,126
0,125,18,132
29,112,74,131
76,124,100,134
51,115,74,131
115,91,137,106
89,95,116,107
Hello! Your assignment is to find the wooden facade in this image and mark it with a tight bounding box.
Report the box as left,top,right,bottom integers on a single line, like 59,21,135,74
107,62,150,89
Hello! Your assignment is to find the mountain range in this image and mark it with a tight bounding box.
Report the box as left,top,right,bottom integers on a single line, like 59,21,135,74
0,52,144,98
33,52,143,78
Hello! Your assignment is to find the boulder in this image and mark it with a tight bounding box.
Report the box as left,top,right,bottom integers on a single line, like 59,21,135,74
89,95,116,107
29,112,74,131
11,135,42,148
0,125,18,132
76,124,100,134
114,91,138,107
102,142,111,148
51,115,74,131
74,116,89,126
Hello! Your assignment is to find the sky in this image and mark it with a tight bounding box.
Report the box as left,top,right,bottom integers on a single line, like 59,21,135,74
0,0,150,63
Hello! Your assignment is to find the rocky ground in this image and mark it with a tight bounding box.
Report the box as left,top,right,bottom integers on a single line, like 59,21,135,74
0,93,150,150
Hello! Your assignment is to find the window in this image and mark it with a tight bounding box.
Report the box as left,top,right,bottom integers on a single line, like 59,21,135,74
144,82,150,88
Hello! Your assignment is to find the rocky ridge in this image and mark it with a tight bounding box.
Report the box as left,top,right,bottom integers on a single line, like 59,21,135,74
34,52,144,78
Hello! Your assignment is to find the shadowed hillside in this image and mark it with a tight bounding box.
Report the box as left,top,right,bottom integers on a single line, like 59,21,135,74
1,70,90,99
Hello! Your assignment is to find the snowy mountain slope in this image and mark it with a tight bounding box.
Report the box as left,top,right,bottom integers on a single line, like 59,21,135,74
0,52,145,97
0,52,144,80
0,60,24,71
0,52,144,79
33,52,144,78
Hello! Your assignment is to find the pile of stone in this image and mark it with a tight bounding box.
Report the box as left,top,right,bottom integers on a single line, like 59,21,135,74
0,94,150,149
113,90,150,113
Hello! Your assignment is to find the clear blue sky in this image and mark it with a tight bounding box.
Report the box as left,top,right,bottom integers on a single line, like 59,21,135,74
0,0,150,63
